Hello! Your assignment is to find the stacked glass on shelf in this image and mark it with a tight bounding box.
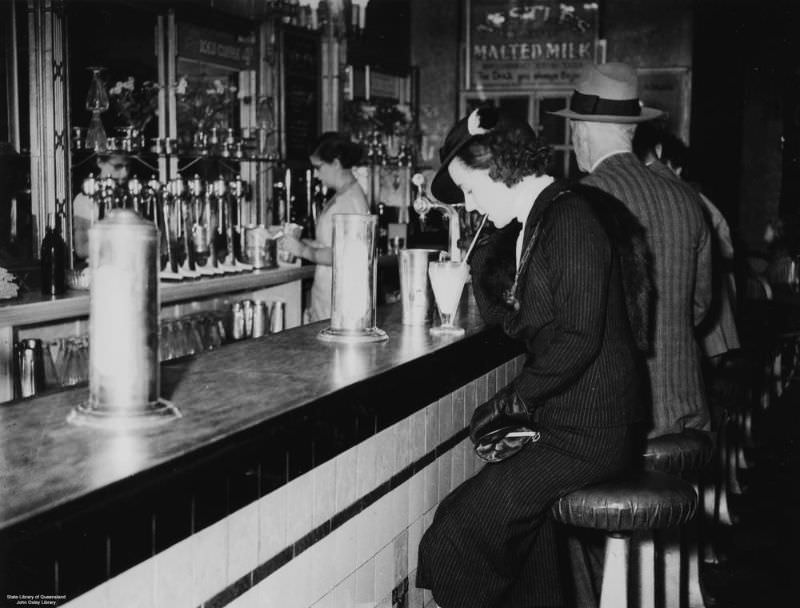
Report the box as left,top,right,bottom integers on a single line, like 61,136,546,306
159,299,286,361
13,297,289,398
73,125,279,161
362,130,415,168
80,172,257,280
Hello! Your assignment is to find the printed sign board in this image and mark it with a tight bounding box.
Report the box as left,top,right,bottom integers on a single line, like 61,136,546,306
177,22,255,70
467,0,599,89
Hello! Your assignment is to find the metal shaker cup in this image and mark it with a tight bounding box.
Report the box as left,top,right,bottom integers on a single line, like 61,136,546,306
231,301,246,340
252,300,269,338
318,214,387,343
399,249,437,325
270,300,286,333
15,339,45,399
242,299,255,338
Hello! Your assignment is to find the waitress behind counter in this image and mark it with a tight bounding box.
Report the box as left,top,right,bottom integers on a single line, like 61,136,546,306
281,132,370,322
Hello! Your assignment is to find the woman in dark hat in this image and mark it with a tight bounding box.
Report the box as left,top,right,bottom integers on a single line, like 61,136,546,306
415,108,651,608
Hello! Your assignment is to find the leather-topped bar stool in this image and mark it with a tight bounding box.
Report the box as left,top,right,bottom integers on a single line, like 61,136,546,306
552,471,697,608
643,432,713,608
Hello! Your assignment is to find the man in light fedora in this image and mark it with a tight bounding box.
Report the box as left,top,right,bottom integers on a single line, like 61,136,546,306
551,62,713,607
553,62,712,441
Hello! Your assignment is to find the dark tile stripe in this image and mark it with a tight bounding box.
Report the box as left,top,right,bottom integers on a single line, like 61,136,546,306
198,426,472,608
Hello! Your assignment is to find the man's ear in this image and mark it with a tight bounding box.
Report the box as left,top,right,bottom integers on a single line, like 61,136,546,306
654,142,663,160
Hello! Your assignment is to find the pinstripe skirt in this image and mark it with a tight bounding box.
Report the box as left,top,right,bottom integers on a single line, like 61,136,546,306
416,422,640,608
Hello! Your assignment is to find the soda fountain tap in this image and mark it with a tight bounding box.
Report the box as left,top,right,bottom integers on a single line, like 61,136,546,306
211,177,230,267
145,175,161,222
128,176,143,215
82,174,100,224
411,173,461,262
98,176,116,219
229,175,245,227
147,177,177,277
188,175,213,271
167,176,198,277
228,175,252,270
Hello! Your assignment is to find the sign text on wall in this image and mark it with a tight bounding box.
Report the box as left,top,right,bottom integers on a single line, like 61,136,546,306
468,0,599,89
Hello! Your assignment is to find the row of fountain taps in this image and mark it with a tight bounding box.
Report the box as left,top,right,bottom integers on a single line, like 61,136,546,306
81,174,252,278
81,171,464,270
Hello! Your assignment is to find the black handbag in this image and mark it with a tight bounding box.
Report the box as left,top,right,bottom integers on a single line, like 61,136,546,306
469,385,540,463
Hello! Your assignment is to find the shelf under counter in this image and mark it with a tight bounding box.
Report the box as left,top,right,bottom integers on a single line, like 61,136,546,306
0,265,315,327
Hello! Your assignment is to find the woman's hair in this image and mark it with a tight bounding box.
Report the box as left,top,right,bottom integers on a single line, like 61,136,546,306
311,132,364,169
455,111,552,185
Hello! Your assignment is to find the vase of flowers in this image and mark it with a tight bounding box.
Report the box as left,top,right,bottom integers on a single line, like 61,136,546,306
344,99,419,160
108,76,160,135
175,74,239,149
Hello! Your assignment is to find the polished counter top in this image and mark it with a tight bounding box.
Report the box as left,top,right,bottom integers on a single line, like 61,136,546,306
0,293,511,533
0,265,314,327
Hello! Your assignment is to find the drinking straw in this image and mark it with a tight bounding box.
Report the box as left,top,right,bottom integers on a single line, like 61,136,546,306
462,214,488,265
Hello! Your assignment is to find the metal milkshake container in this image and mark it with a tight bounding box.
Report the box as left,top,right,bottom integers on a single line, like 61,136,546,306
15,338,45,399
399,249,437,325
270,300,286,333
252,300,269,337
68,208,180,428
242,299,255,338
231,301,246,340
318,214,387,343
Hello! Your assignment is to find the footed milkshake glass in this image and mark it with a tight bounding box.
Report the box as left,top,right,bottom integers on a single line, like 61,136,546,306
428,261,470,336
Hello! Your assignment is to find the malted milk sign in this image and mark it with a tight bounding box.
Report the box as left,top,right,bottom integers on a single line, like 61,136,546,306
466,0,599,89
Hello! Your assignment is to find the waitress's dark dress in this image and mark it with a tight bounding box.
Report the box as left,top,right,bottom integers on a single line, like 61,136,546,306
416,182,646,608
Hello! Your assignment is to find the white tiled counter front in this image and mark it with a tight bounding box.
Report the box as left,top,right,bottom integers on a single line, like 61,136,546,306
1,293,524,608
63,357,523,608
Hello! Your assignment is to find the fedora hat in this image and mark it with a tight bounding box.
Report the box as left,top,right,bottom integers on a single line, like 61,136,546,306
550,62,663,123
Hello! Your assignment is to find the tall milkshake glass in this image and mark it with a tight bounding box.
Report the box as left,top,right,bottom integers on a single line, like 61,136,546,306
428,260,470,336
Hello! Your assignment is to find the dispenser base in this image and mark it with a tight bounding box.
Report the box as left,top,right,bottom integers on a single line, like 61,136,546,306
67,398,182,430
317,326,389,344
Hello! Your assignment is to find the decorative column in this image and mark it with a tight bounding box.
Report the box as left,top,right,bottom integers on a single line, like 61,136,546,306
27,0,70,258
320,18,342,132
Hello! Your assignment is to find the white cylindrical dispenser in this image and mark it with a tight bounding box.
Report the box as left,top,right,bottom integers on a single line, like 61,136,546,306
68,209,180,429
318,214,388,343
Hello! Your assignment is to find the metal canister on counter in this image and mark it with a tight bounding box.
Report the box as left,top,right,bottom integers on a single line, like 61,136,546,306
242,299,255,338
231,301,245,340
252,300,269,338
269,300,286,333
15,338,45,399
89,209,159,412
67,208,180,429
243,225,277,269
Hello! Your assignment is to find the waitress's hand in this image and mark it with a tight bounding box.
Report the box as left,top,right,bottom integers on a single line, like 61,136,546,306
280,234,305,258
